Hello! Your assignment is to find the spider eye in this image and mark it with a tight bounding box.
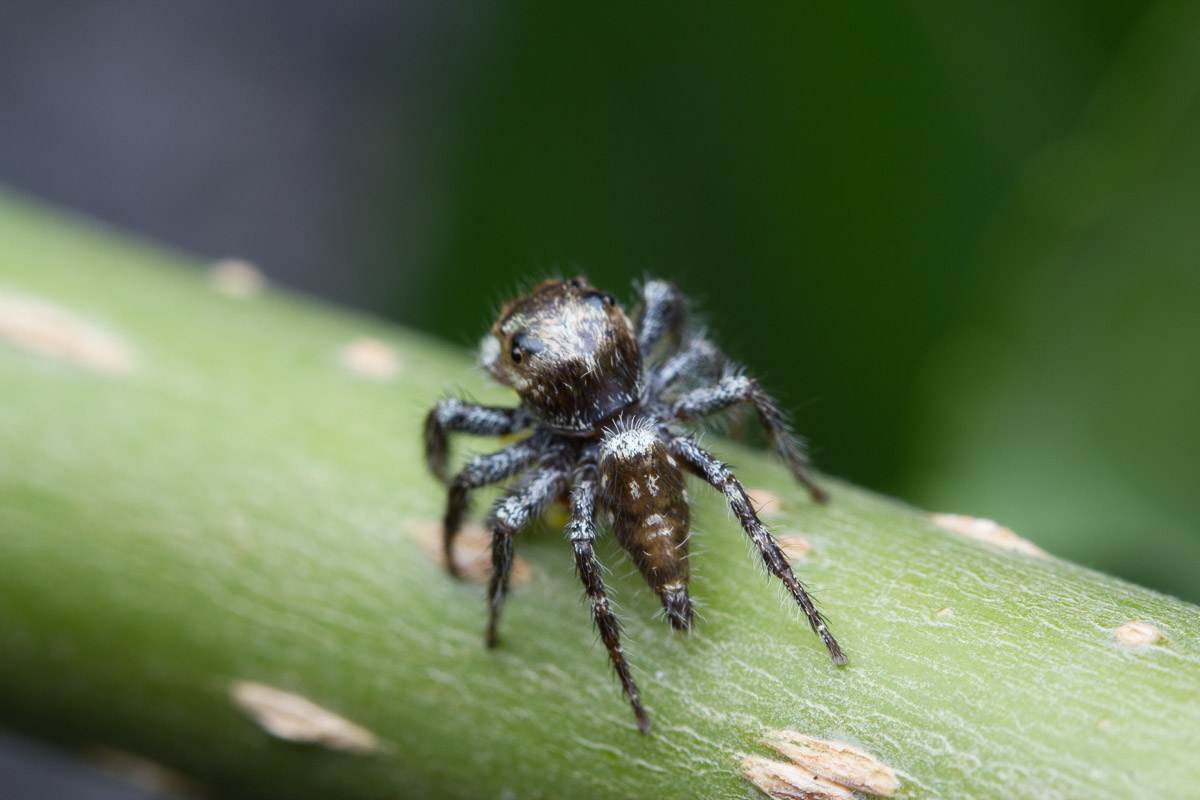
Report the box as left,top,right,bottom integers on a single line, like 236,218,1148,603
566,277,586,289
509,333,542,365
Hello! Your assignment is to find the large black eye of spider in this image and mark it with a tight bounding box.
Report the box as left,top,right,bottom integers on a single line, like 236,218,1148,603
509,333,542,364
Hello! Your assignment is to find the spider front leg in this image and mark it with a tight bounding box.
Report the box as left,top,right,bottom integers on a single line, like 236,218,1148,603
650,336,725,394
635,279,688,358
424,398,532,482
485,464,569,647
670,436,847,665
568,471,651,734
671,375,828,503
443,438,541,578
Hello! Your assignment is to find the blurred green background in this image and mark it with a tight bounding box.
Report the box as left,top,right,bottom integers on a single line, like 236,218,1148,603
3,0,1198,611
382,1,1200,603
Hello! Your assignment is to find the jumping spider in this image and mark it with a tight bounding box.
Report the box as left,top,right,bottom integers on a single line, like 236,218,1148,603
424,277,845,734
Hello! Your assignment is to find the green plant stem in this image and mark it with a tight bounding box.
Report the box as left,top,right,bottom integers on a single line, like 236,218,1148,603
0,191,1198,799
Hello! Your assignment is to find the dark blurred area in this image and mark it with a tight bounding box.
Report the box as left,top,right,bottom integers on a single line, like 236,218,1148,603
2,1,1199,794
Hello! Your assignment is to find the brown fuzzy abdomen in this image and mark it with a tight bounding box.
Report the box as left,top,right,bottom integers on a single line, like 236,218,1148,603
599,424,693,628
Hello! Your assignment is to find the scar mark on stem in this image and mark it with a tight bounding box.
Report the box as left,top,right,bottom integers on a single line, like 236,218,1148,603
751,731,900,798
746,487,785,519
931,513,1047,557
231,681,378,754
742,756,855,800
86,747,200,797
0,289,135,373
340,337,400,379
1113,620,1162,647
411,520,532,585
210,258,265,298
776,534,811,562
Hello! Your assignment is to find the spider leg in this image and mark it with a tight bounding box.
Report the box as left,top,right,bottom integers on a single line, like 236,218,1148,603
650,337,725,395
424,398,532,482
443,437,541,578
668,436,847,665
485,462,569,647
671,375,828,503
569,470,652,734
635,279,688,359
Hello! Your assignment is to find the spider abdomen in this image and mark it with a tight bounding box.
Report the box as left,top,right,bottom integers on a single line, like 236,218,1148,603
599,423,693,630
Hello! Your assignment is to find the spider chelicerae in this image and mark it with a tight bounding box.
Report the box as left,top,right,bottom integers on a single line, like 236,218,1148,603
424,277,845,734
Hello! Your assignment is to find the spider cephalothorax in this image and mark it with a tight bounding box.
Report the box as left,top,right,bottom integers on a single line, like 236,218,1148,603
481,277,643,433
425,277,844,734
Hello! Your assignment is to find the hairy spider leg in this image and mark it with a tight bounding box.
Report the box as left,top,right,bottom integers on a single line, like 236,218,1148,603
424,398,532,482
443,437,541,578
669,436,847,665
649,337,726,395
634,279,689,359
568,472,652,734
485,463,570,647
671,375,829,504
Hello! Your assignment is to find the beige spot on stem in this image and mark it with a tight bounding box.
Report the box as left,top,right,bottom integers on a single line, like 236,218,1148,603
931,513,1047,557
210,258,266,298
1114,620,1162,647
776,534,811,562
340,337,400,379
747,487,786,519
86,747,200,796
0,290,135,373
761,730,900,797
742,756,855,800
231,682,378,754
411,520,532,585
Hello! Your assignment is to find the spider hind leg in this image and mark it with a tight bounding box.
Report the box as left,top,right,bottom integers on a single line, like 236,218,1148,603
569,472,651,733
671,375,828,504
670,435,847,664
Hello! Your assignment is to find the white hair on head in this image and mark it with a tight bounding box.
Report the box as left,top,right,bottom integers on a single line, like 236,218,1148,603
478,334,500,372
